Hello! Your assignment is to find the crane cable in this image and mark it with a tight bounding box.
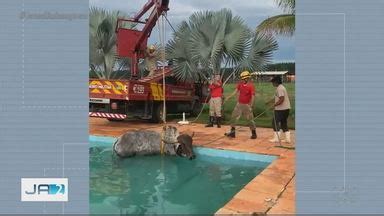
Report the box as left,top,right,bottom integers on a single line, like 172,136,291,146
161,12,209,124
157,12,167,154
164,14,176,33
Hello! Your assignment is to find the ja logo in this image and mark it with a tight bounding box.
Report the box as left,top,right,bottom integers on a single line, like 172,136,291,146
25,184,65,195
21,178,68,202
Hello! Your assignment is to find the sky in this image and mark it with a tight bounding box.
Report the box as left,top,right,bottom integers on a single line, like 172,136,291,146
90,0,295,62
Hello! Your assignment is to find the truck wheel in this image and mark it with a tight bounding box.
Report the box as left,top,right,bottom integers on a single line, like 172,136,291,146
190,100,203,117
150,104,164,123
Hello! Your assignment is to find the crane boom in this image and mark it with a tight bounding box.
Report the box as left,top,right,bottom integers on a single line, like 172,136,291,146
115,0,169,78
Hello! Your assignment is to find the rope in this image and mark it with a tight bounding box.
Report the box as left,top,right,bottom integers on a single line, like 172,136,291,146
197,105,273,146
188,78,254,124
223,69,237,86
164,14,176,33
227,94,288,148
161,15,167,124
156,12,167,124
189,95,210,123
156,12,168,154
272,108,283,147
193,82,292,148
160,125,165,155
189,77,266,124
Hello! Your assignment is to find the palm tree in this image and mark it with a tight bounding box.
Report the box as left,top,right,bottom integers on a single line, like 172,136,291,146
166,9,278,82
89,7,133,79
256,0,295,36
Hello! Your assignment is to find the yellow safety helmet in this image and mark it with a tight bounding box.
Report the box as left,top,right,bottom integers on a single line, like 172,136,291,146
148,45,156,50
240,70,251,80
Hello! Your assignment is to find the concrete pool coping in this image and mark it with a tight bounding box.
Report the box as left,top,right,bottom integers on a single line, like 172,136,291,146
89,118,295,214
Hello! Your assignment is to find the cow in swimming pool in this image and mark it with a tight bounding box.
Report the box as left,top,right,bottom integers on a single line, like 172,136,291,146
113,125,196,160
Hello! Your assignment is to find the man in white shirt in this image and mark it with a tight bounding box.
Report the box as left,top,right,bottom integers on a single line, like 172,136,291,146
269,76,292,143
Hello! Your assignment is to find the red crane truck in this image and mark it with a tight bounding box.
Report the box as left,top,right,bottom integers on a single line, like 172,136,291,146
89,0,208,123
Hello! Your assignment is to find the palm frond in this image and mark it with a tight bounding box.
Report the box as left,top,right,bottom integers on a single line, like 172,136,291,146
166,21,199,81
235,32,278,73
256,14,295,36
275,0,295,13
223,15,250,64
89,7,132,79
167,8,279,82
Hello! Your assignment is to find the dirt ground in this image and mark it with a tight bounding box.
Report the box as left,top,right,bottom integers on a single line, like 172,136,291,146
89,117,296,214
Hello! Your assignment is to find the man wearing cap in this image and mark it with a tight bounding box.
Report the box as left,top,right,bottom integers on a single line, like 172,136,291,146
145,45,157,77
224,71,257,139
269,76,291,143
205,74,223,128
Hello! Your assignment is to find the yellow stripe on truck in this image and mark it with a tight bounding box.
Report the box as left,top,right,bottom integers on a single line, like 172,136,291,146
115,81,127,93
158,84,164,100
105,81,122,95
150,83,159,100
150,83,164,101
89,80,111,94
89,80,102,94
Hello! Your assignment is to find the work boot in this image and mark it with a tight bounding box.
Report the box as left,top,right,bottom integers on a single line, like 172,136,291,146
205,116,214,127
284,131,291,143
251,129,257,139
225,127,236,138
269,130,282,142
216,117,221,128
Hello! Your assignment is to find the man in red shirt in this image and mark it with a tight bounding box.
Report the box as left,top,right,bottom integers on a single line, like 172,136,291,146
206,74,223,128
224,71,257,139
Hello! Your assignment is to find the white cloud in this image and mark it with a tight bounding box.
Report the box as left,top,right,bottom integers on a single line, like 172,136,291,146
89,0,282,20
89,0,294,62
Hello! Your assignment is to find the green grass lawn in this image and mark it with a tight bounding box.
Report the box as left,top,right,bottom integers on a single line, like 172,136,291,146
186,82,295,129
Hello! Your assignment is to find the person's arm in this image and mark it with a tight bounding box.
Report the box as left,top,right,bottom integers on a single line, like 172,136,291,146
249,84,255,107
208,83,213,91
224,89,238,102
249,95,255,108
274,96,285,107
274,87,285,107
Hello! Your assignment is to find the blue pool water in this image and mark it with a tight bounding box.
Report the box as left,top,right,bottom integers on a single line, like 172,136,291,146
89,136,275,214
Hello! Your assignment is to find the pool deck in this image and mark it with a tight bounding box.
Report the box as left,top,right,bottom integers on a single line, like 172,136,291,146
89,117,295,215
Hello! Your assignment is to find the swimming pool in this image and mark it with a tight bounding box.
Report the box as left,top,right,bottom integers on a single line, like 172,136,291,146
89,135,276,214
